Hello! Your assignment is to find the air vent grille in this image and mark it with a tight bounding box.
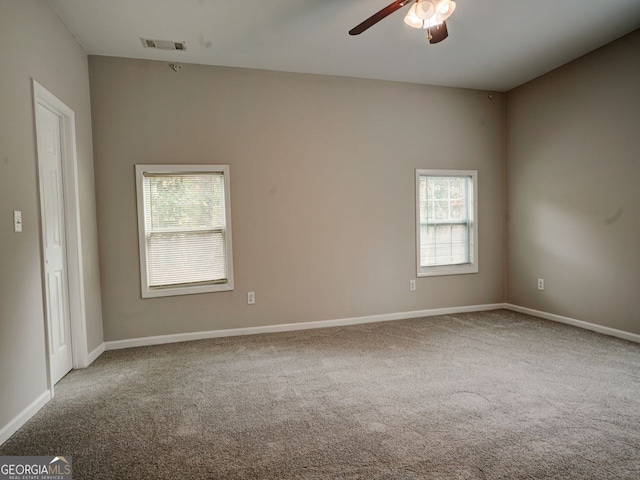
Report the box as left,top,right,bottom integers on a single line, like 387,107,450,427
141,38,187,51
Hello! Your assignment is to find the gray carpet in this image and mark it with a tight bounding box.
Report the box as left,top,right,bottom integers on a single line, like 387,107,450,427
1,309,639,479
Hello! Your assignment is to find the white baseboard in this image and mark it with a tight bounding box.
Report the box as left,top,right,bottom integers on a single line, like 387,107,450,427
0,390,51,445
105,303,507,350
87,343,105,366
5,304,634,447
506,304,640,344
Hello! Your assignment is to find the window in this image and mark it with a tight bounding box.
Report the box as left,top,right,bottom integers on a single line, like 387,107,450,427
416,169,478,277
135,164,234,298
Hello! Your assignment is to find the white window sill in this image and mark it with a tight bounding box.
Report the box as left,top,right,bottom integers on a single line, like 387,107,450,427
418,263,478,277
141,281,234,299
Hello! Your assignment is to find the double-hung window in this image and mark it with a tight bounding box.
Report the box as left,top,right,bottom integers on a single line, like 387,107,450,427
416,169,478,277
136,164,234,298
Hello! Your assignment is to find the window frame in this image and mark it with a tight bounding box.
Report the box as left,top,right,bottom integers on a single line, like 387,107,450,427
415,169,478,277
135,164,234,298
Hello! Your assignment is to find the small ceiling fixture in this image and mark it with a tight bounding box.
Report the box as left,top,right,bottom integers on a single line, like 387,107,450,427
350,0,457,44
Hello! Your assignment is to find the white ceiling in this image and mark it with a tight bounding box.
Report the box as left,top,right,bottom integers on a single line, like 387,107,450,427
49,0,640,92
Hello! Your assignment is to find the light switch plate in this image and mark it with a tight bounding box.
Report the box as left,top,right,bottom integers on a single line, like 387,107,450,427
14,210,22,232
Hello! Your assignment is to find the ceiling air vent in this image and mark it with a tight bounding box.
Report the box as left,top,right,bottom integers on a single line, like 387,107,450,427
141,38,187,51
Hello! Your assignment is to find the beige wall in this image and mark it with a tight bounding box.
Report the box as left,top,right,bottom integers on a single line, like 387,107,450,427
0,0,102,431
89,56,506,342
1,3,635,446
506,30,640,334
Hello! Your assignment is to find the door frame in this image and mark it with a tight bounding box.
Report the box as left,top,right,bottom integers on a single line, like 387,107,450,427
33,79,89,394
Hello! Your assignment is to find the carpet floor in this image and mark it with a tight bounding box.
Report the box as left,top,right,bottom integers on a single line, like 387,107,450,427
1,309,639,479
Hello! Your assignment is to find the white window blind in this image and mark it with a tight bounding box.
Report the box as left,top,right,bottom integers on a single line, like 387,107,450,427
416,170,478,277
136,165,234,298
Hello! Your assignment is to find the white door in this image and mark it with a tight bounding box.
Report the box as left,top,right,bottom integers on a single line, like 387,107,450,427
36,103,73,384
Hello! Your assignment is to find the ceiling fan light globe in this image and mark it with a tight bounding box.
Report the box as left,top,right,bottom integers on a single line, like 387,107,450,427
424,16,442,28
415,0,437,20
404,4,424,29
435,1,456,22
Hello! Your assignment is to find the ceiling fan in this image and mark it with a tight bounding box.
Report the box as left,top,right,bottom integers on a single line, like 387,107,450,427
349,0,457,44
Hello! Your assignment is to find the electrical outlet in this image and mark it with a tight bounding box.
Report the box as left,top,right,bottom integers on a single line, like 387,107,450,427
247,291,255,305
13,211,22,233
537,278,544,291
410,279,416,292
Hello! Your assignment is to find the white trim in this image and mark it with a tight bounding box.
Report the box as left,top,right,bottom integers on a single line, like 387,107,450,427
33,80,90,378
5,306,634,447
105,303,507,350
506,304,640,344
135,164,235,298
0,390,51,446
87,343,105,365
415,169,479,277
104,303,640,350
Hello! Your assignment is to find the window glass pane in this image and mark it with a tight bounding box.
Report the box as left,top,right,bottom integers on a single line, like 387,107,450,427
451,224,467,242
431,200,449,221
147,231,226,286
435,224,452,243
452,242,467,259
419,173,472,269
450,201,466,220
435,244,453,264
138,167,232,294
419,177,426,223
429,177,449,200
449,177,465,199
146,174,225,231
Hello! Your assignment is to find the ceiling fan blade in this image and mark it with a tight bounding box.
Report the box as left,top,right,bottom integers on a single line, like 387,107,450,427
427,21,448,44
349,0,412,36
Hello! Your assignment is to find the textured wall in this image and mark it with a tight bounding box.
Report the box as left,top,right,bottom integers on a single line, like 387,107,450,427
89,56,506,342
0,0,102,431
506,30,640,334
